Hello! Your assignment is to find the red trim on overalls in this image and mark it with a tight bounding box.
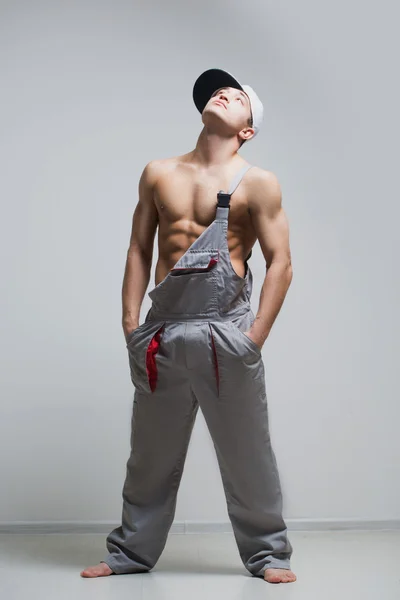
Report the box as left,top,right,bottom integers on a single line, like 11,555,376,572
209,324,219,395
146,324,165,392
207,257,218,268
170,252,219,272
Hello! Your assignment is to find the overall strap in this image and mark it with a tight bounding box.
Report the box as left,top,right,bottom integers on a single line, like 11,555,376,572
228,163,253,195
217,164,253,208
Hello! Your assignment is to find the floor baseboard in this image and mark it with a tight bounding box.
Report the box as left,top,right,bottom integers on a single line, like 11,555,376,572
0,518,399,534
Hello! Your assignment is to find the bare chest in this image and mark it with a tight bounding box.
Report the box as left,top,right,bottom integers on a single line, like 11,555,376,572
154,167,253,239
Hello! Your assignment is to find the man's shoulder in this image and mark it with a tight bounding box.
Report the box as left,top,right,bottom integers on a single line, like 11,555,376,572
247,164,280,186
245,165,283,210
142,156,181,186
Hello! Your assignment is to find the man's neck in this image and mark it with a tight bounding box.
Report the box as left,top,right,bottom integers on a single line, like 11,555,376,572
189,127,242,169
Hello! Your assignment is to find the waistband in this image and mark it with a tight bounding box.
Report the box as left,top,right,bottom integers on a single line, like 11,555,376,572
146,302,252,323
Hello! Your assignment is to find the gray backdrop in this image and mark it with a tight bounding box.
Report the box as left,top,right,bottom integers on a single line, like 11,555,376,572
0,0,398,531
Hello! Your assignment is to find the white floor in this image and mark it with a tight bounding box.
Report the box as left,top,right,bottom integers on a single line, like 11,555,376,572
1,530,399,599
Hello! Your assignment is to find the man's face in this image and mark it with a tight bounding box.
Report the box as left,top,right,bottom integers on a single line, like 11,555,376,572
203,86,253,141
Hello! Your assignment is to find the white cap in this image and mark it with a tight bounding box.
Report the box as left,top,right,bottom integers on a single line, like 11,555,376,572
192,68,264,142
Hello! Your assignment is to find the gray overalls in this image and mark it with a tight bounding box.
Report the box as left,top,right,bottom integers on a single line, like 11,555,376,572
101,164,293,577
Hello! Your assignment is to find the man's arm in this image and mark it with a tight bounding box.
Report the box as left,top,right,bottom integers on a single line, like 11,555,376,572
246,169,293,348
122,161,160,339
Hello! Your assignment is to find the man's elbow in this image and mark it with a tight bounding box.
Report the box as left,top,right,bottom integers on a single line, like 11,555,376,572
127,243,153,265
287,263,293,285
268,256,292,274
268,258,293,286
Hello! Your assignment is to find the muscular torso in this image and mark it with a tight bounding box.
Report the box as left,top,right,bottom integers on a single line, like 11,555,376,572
152,153,258,285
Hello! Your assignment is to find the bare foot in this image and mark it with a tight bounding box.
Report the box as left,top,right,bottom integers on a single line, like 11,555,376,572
264,567,297,583
80,562,114,578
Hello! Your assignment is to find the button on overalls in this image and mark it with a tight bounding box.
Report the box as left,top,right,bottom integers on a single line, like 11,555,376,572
101,164,293,577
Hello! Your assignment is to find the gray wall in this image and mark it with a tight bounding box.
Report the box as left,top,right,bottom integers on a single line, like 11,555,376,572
0,0,398,528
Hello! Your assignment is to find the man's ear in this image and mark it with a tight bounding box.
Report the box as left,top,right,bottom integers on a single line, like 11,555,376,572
240,127,255,143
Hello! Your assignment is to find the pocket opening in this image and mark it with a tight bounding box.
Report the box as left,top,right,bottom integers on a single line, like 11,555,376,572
126,323,144,343
231,321,261,355
170,250,219,275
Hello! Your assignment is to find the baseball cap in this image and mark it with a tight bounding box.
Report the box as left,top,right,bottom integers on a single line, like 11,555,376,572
192,68,264,142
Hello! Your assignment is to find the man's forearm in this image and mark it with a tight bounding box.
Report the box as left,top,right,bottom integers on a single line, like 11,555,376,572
122,249,152,329
249,262,293,346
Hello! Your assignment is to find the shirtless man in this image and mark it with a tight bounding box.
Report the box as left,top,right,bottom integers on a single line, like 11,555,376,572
81,68,296,584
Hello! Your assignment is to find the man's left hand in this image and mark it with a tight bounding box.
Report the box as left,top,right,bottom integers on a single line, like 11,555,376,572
243,330,265,351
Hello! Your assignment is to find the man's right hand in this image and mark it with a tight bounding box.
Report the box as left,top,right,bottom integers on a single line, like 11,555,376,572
123,322,139,343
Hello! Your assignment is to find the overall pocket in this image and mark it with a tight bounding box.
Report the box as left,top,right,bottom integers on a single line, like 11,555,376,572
208,320,264,399
170,249,219,275
149,250,220,316
230,321,261,356
125,321,147,343
126,321,165,393
209,320,261,361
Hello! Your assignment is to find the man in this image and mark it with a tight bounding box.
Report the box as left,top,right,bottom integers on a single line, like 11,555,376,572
81,68,296,584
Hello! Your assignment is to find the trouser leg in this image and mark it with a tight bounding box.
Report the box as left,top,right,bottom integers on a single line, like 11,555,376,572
101,377,199,574
196,321,293,577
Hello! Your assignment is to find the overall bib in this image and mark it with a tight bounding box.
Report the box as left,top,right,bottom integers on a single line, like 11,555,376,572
101,164,293,577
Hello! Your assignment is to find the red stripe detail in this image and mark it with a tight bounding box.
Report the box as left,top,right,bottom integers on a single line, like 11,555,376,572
146,324,164,392
209,324,219,395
